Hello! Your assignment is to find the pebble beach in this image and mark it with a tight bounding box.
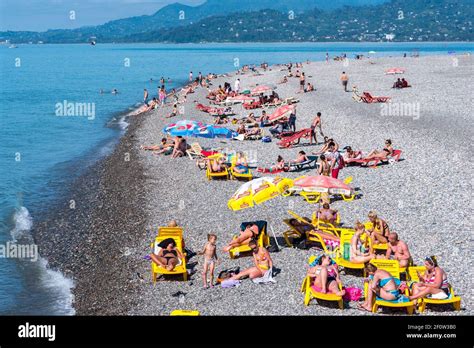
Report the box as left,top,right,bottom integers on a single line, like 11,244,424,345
34,54,473,316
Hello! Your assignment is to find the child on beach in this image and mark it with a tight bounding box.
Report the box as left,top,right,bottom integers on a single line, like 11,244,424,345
199,234,218,288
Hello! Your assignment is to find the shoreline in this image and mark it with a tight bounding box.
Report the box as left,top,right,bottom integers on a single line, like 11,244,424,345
34,53,472,315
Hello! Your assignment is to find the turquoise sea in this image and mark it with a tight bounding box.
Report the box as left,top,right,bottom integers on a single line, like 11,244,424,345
0,42,472,315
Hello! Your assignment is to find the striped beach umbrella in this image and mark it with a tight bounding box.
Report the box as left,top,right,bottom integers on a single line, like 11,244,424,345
268,104,295,122
250,85,272,95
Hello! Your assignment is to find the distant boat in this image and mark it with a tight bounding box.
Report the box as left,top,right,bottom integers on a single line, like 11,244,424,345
9,45,18,49
90,41,96,46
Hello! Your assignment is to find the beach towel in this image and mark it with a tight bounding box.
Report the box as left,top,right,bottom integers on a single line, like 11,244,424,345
221,279,241,288
343,287,363,301
251,269,276,284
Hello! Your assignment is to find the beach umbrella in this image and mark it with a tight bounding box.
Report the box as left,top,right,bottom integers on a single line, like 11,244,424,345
193,125,238,139
228,177,293,211
250,85,272,95
268,104,295,122
288,175,353,196
162,120,206,137
385,68,405,75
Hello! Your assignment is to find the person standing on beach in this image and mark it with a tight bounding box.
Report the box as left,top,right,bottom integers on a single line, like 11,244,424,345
189,71,193,82
198,72,203,84
310,112,324,145
340,72,349,92
234,79,241,94
326,52,329,63
199,234,218,289
299,72,306,93
143,89,149,107
327,142,344,179
288,108,297,132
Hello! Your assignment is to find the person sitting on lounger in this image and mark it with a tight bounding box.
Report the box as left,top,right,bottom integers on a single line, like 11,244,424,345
316,203,338,224
233,152,249,174
364,139,393,161
223,223,259,252
343,146,363,163
150,238,184,271
230,239,273,281
359,263,401,311
288,218,340,249
409,256,451,301
350,222,375,264
366,210,390,244
239,112,259,127
382,232,412,268
258,110,270,127
171,136,188,158
205,157,227,173
307,255,345,296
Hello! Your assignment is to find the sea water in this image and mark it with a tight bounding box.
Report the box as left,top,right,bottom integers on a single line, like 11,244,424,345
0,42,472,315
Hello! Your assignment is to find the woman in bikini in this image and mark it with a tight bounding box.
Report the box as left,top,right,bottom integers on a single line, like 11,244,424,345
150,238,184,271
257,155,286,174
360,263,401,311
307,255,345,296
367,211,390,244
343,146,363,164
223,223,259,252
231,240,273,280
318,155,331,176
364,139,394,161
316,203,338,225
232,152,249,174
409,256,451,301
350,222,375,264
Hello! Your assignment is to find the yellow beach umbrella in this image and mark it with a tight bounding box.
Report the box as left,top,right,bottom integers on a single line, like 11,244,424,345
228,177,293,211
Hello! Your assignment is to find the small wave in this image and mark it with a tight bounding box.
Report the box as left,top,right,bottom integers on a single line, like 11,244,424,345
10,206,33,241
38,258,76,315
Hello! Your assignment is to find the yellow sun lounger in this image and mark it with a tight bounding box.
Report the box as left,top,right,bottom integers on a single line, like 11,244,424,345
151,235,188,283
301,275,344,309
206,165,230,180
408,266,461,313
364,259,414,315
229,221,269,259
230,166,253,181
170,310,200,316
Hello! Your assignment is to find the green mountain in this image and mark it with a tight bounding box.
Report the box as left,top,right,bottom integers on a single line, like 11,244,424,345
0,0,471,43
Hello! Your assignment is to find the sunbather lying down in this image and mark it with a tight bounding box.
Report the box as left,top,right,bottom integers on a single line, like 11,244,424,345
223,223,259,252
288,218,340,249
150,238,184,271
141,138,175,155
257,155,286,173
363,139,394,161
203,157,227,173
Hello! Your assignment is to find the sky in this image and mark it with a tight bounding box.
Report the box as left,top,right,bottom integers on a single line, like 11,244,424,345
0,0,206,31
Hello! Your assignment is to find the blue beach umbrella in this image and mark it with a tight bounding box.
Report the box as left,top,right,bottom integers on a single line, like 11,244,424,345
193,125,238,139
162,120,206,137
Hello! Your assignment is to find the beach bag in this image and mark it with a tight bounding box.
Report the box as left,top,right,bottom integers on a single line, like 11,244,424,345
262,136,272,143
343,287,363,301
221,279,241,288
